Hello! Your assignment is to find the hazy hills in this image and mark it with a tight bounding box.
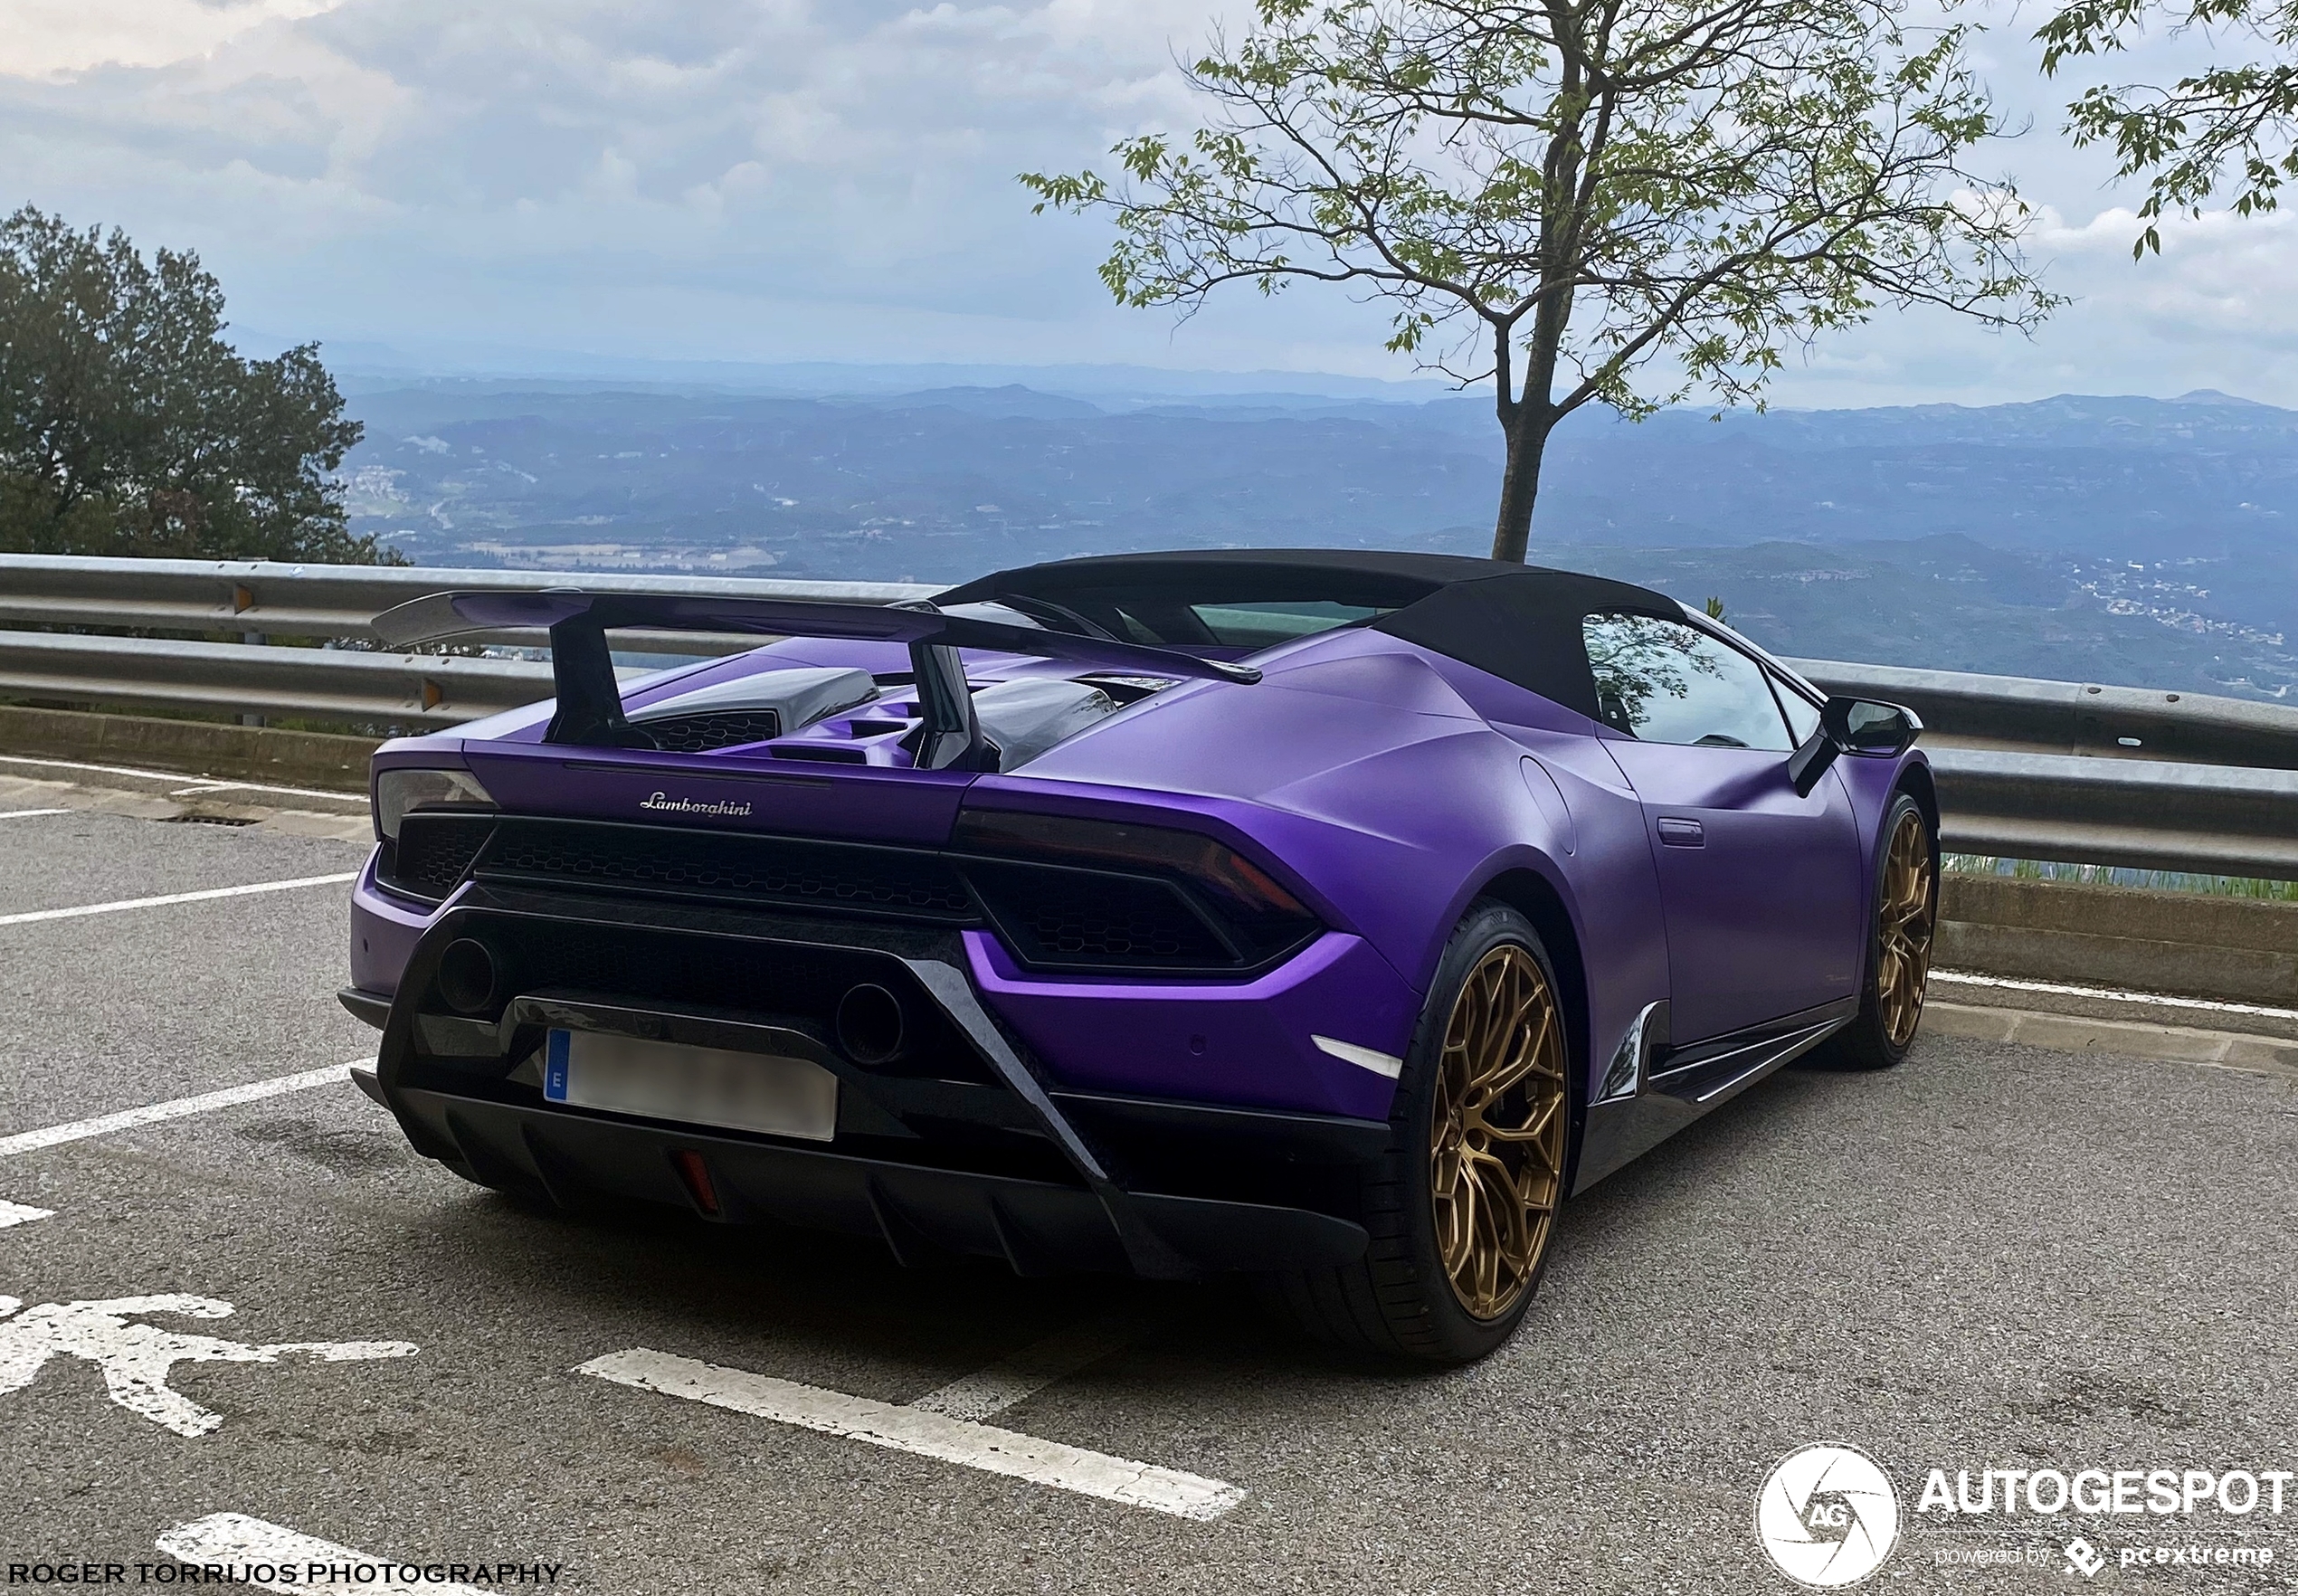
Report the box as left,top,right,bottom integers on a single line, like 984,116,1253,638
340,379,2298,699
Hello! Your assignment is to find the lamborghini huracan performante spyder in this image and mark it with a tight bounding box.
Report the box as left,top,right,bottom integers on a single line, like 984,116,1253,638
341,550,1936,1363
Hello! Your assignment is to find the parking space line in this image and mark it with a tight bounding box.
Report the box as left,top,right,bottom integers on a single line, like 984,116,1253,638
0,1200,54,1228
0,872,358,928
166,780,357,803
577,1348,1245,1521
157,1514,497,1594
1933,968,2298,1023
0,809,71,821
0,754,353,803
908,1316,1137,1422
0,1062,360,1159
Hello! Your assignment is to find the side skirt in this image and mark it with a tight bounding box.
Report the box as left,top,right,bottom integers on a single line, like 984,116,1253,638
1570,998,1854,1195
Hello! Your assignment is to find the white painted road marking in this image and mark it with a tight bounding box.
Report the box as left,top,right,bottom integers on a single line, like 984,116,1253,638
0,1061,360,1159
908,1316,1137,1422
0,1294,416,1437
0,753,354,803
0,871,358,929
0,809,70,821
157,1515,502,1594
1933,968,2298,1024
0,1200,54,1228
578,1347,1246,1521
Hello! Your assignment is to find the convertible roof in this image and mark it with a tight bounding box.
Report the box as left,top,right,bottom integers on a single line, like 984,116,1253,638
937,547,1521,610
939,548,1686,722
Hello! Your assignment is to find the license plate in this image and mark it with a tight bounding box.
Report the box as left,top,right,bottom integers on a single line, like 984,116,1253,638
543,1028,838,1143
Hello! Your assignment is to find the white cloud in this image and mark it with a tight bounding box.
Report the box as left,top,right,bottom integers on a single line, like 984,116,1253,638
2,0,348,76
4,0,2294,402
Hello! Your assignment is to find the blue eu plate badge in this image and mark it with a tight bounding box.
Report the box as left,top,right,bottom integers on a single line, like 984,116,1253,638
544,1029,573,1101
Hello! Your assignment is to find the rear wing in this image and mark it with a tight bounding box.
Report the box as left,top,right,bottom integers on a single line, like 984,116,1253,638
372,589,1258,767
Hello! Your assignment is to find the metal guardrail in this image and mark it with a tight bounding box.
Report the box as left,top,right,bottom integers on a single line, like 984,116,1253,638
2,555,2293,878
0,630,556,727
1775,659,2298,877
1916,748,2298,880
0,552,939,637
1783,657,2298,772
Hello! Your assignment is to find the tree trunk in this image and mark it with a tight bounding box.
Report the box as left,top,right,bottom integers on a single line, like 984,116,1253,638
1488,406,1555,563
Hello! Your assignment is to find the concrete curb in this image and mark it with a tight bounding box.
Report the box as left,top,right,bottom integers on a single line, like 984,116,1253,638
1941,871,2298,1008
0,703,376,792
0,768,370,841
1923,999,2298,1078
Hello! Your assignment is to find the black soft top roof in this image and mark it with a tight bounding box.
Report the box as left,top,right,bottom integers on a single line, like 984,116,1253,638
938,547,1523,609
939,547,1685,722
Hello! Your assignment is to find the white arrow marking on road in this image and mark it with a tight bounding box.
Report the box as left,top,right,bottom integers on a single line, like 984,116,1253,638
0,809,71,821
157,1515,495,1595
0,871,357,928
0,1200,54,1228
0,1061,361,1159
0,1294,415,1437
578,1347,1244,1521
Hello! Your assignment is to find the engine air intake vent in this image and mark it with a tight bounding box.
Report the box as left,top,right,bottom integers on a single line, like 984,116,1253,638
638,709,783,755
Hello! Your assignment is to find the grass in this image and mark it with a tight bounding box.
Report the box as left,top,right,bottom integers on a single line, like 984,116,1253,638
1943,853,2298,900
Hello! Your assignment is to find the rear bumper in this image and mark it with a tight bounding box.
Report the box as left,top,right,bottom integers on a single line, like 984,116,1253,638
395,1088,1369,1276
364,881,1383,1279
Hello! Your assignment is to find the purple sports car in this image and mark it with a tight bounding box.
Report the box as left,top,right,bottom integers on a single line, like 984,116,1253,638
342,550,1935,1363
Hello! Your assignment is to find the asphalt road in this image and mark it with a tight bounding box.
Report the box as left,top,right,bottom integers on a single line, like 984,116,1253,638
2,796,2294,1594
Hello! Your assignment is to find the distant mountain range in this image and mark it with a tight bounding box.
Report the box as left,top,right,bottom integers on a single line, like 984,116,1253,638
341,377,2298,700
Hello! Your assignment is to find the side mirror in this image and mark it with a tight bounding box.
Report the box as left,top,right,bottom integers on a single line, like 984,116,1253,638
1824,696,1922,756
1789,697,1921,796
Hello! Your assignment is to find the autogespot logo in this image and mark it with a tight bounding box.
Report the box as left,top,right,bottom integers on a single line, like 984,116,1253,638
1755,1444,1902,1587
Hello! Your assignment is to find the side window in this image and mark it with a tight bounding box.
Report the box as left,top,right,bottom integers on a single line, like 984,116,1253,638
1581,612,1796,752
1773,677,1823,745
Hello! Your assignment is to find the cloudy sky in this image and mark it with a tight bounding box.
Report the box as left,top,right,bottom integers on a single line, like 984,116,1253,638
4,0,2293,407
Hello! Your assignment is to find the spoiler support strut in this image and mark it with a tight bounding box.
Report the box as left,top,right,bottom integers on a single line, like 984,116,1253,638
544,613,651,747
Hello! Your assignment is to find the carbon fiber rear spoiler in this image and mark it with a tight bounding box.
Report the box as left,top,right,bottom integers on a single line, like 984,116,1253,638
372,589,1258,765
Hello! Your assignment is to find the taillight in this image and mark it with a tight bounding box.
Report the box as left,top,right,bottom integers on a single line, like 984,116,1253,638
375,765,495,842
951,810,1319,973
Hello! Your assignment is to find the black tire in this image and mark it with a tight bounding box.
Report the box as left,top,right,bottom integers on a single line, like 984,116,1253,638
1262,901,1574,1364
1811,791,1937,1070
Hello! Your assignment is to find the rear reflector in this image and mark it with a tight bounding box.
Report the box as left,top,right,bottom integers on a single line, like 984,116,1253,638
671,1149,721,1215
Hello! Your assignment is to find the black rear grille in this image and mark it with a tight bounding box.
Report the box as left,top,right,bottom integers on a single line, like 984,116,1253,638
479,818,977,922
382,812,498,901
964,860,1234,968
637,709,783,754
375,812,1317,977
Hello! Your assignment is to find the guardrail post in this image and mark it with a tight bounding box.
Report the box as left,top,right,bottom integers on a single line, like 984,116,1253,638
240,628,267,727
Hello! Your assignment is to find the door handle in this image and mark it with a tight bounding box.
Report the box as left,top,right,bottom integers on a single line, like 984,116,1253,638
1657,817,1705,848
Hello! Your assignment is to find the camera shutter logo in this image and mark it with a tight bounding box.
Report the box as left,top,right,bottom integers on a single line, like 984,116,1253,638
1754,1443,1901,1587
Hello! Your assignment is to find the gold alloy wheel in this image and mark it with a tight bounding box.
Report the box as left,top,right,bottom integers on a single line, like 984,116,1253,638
1877,809,1936,1049
1430,944,1569,1320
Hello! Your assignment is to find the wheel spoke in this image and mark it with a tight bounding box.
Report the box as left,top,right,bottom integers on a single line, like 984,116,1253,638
1470,1005,1556,1105
1427,942,1567,1320
1875,810,1934,1048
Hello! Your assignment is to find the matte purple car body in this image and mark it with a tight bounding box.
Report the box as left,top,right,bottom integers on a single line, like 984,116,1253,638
343,551,1931,1280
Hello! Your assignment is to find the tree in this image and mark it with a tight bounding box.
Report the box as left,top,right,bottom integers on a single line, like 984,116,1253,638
2037,0,2298,253
0,207,385,564
1022,0,2056,561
